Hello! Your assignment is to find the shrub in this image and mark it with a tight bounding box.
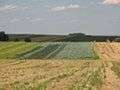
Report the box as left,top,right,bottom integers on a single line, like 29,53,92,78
24,37,31,42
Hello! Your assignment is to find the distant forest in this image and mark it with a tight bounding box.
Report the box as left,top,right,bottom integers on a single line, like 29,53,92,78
0,31,120,42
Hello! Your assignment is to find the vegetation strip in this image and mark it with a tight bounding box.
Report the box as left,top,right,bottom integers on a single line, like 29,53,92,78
0,42,40,59
45,43,67,59
17,45,43,59
26,44,61,59
0,42,100,60
54,42,98,59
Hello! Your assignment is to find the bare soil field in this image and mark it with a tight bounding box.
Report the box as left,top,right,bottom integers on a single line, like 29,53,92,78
95,42,120,60
0,60,120,90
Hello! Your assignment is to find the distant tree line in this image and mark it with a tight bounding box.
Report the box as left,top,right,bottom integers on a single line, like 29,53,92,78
0,31,120,42
13,36,31,42
64,33,120,42
0,31,32,42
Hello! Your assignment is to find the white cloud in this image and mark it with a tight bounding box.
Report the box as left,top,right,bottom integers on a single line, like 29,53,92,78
8,17,43,23
21,6,30,10
51,6,66,11
103,0,120,5
0,5,17,11
0,4,30,12
68,4,80,9
9,18,20,23
25,17,31,20
29,18,43,22
50,4,80,12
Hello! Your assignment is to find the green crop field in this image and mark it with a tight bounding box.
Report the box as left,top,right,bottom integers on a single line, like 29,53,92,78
0,42,98,60
20,42,98,60
53,42,98,59
0,42,41,59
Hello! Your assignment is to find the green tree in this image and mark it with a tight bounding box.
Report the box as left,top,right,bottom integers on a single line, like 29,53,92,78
24,37,31,42
0,31,9,41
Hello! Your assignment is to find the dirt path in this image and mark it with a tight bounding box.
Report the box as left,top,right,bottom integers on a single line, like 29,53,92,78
102,62,120,90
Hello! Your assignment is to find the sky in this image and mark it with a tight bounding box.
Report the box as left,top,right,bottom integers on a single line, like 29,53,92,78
0,0,120,35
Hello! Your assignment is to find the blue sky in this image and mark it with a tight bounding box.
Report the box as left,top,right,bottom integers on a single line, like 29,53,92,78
0,0,120,35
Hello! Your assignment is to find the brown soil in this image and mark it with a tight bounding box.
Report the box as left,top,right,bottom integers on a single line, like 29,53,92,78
95,42,120,60
101,62,120,90
0,60,120,90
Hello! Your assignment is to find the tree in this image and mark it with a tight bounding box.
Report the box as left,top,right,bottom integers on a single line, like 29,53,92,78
65,33,86,42
0,31,9,41
24,37,31,42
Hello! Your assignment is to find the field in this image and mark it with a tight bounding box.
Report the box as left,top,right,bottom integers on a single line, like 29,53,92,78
0,60,120,90
0,42,120,90
95,42,120,60
23,42,98,60
0,42,98,60
0,42,41,59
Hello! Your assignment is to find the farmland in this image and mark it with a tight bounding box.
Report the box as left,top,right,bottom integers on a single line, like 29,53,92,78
0,42,120,90
0,42,98,60
0,60,120,90
23,42,98,60
0,42,41,59
53,42,98,59
95,42,120,60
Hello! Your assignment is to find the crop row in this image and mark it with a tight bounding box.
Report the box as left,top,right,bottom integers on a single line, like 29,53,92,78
27,43,61,59
0,42,99,60
22,42,98,60
54,42,99,59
